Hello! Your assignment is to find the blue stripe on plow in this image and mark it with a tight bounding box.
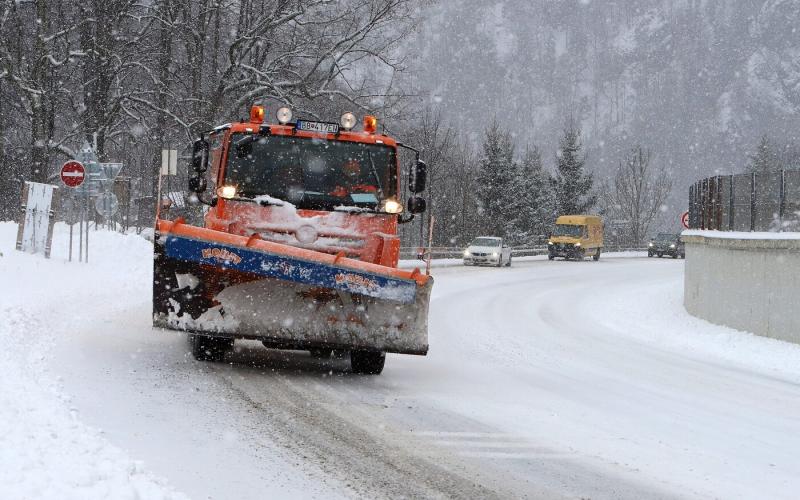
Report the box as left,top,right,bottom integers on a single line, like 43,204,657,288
164,235,417,304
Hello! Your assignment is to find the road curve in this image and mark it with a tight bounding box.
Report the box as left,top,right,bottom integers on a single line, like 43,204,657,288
54,256,800,499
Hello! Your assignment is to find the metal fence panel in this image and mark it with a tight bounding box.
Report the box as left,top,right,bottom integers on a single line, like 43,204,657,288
784,170,800,231
692,169,800,232
732,174,753,231
718,175,732,230
754,171,782,230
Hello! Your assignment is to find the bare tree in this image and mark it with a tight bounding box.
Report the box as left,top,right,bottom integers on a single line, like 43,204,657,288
604,146,672,244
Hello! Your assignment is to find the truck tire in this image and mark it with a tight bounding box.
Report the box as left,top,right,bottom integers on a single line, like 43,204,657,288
506,256,512,267
593,249,601,261
190,334,233,362
672,253,678,259
657,252,663,258
548,253,555,261
351,350,385,374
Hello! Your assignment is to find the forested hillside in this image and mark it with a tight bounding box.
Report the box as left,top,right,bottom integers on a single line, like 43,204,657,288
411,0,800,206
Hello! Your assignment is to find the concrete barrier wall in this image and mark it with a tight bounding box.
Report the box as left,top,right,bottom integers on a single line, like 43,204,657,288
683,232,800,344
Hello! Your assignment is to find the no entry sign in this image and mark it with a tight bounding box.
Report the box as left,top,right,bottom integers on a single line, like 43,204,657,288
60,161,86,188
681,211,690,229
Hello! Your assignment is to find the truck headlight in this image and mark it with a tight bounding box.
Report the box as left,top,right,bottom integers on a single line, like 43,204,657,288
218,185,237,199
649,242,654,247
492,252,499,257
670,244,676,248
574,242,581,247
548,241,553,245
340,112,357,130
276,106,293,124
464,250,470,256
381,198,403,214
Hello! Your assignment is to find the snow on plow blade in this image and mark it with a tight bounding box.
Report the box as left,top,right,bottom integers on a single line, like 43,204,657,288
152,220,431,355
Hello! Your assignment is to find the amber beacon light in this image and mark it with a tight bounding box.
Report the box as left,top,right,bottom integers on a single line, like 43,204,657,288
249,105,265,124
363,115,378,134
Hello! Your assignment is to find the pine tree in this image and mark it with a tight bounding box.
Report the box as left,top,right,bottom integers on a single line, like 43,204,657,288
475,121,517,238
553,127,596,215
748,135,779,175
509,146,556,244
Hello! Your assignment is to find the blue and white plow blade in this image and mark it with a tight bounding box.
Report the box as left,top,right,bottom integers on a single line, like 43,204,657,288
154,233,432,355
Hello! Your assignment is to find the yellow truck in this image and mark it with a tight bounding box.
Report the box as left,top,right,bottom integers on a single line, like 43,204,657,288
547,215,604,261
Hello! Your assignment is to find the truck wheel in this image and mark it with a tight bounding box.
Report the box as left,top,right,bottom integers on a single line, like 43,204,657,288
190,334,233,362
548,254,555,261
506,256,512,267
648,251,653,257
351,350,385,374
672,253,678,259
593,249,601,261
657,252,663,258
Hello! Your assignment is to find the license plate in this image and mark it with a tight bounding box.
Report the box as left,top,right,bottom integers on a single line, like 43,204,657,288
295,120,339,134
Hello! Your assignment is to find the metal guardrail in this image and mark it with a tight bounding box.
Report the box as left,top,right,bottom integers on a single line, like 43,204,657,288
689,170,800,231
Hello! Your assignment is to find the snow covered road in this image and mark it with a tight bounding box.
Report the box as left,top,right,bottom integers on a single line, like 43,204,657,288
4,224,800,499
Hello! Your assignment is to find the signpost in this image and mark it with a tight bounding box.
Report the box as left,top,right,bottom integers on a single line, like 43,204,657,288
681,211,690,230
60,161,86,188
95,191,119,220
59,161,87,262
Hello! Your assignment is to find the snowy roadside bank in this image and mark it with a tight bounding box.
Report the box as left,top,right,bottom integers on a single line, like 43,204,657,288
589,269,800,384
0,222,189,500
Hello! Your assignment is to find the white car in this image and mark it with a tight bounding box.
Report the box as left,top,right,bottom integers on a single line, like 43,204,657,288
463,237,512,267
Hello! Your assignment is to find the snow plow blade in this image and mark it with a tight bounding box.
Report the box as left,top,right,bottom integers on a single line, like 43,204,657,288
152,220,431,355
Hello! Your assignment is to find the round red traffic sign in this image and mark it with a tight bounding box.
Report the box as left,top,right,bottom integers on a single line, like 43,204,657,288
60,161,86,188
681,211,689,229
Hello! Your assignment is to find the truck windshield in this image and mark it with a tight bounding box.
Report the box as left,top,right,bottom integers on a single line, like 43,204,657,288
224,134,397,210
552,224,586,238
471,238,500,247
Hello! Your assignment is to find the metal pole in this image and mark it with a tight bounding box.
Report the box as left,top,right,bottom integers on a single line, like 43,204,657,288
69,223,73,262
425,216,435,276
779,169,786,230
750,172,756,232
79,201,84,262
86,202,90,263
729,175,734,231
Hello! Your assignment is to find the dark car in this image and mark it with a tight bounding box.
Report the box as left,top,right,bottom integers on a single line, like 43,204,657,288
648,233,685,259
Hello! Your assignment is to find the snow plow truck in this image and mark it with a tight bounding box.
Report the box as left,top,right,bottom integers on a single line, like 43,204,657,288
153,105,431,374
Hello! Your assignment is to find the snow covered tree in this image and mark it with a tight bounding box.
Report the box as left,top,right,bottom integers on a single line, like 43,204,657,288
604,146,672,244
509,146,556,245
475,121,517,238
748,135,780,174
553,126,595,215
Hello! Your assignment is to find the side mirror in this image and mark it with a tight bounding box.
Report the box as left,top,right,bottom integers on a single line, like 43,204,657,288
192,138,209,173
407,196,426,214
188,175,207,193
408,159,427,194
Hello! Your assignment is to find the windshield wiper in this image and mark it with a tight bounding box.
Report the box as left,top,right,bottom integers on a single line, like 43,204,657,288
215,194,285,207
367,151,384,199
